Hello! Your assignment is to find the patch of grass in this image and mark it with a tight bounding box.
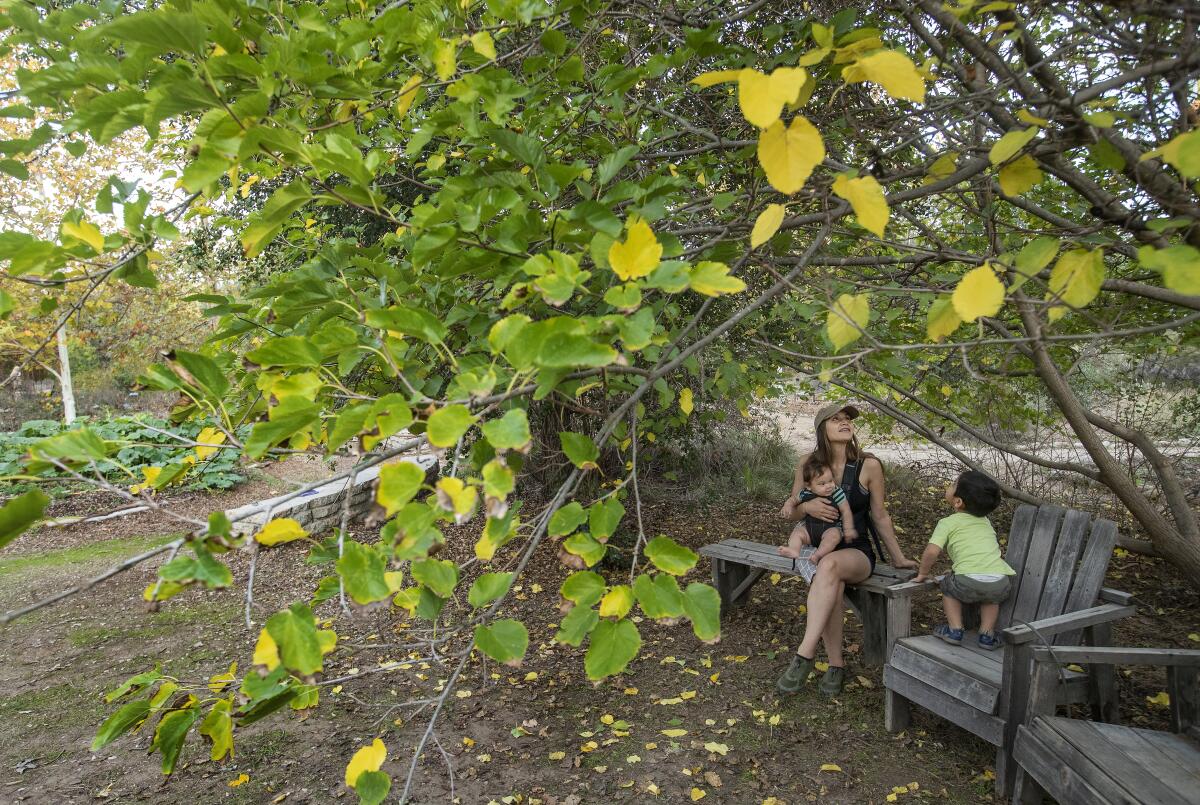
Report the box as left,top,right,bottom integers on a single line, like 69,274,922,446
0,683,106,730
643,424,799,506
0,532,180,578
67,599,238,647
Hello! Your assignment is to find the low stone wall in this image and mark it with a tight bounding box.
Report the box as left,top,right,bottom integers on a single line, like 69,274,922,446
226,455,439,538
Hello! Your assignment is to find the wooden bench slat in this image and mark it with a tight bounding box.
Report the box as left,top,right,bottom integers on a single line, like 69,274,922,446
883,665,1004,745
1051,717,1196,805
1014,723,1109,805
1090,720,1200,793
890,642,999,713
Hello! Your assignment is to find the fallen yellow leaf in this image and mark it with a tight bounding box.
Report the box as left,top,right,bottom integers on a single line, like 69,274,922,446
820,763,842,773
704,742,729,756
549,751,566,760
661,729,688,738
228,774,249,788
691,788,707,801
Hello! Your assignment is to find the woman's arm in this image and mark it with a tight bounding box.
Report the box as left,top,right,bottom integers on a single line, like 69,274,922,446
861,457,917,569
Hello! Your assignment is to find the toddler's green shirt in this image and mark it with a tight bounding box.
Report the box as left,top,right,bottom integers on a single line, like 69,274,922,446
929,512,1015,576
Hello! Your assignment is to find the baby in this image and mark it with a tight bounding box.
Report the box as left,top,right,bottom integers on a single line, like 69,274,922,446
779,455,857,564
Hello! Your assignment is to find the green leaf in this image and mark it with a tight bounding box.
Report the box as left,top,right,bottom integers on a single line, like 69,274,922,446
0,489,49,551
588,499,625,541
1012,237,1060,291
337,542,392,605
643,536,699,576
681,582,722,642
92,700,151,751
482,459,515,498
105,667,163,703
245,336,323,369
244,399,320,459
411,558,458,597
584,618,641,680
688,261,747,297
265,604,324,676
560,570,606,606
168,350,229,399
426,405,477,448
365,305,448,344
152,705,201,774
240,181,313,257
1047,248,1105,321
474,619,529,665
480,408,531,451
925,296,961,343
633,573,686,619
559,432,599,469
0,288,12,318
548,501,587,536
198,699,233,761
563,533,607,566
555,604,600,646
327,403,371,454
596,144,640,185
1139,245,1200,296
468,572,514,608
377,461,427,517
355,770,392,805
989,127,1038,165
494,128,546,169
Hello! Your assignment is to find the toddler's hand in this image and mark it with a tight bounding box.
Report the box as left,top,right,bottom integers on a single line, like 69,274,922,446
778,546,801,559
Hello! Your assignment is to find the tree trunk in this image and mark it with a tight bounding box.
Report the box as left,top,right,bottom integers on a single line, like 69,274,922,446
57,324,76,425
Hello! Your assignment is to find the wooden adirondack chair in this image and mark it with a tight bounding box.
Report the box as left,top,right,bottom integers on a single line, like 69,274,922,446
882,504,1136,796
1012,645,1200,805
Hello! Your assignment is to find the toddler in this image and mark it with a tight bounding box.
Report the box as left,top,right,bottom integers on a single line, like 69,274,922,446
914,470,1014,650
779,455,858,565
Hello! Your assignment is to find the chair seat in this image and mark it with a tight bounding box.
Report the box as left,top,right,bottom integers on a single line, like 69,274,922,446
888,634,1089,715
1016,716,1200,805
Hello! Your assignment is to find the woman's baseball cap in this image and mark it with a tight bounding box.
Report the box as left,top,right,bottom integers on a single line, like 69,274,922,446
814,403,861,429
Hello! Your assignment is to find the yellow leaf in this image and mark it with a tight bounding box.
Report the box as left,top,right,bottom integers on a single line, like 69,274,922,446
194,427,226,461
208,661,238,693
826,292,870,351
624,687,639,695
709,672,720,683
843,50,925,103
599,585,634,619
255,518,309,547
318,629,337,655
831,173,888,237
62,219,105,253
750,203,786,248
989,127,1038,166
737,67,809,129
1066,664,1085,673
462,737,475,747
757,116,824,195
951,264,1006,323
1189,633,1199,642
704,742,729,755
627,754,642,763
1147,691,1171,708
692,70,740,88
769,573,781,585
661,729,688,738
680,690,697,700
926,296,961,342
1151,128,1200,178
691,788,707,801
549,751,566,760
395,75,423,119
252,629,280,670
886,795,898,803
228,774,249,787
1017,108,1049,127
608,218,662,281
345,739,387,787
768,714,782,726
999,154,1043,196
129,465,162,495
434,39,457,80
1047,248,1104,321
820,763,842,772
679,387,694,416
646,783,660,795
469,31,496,60
688,261,746,296
923,151,958,185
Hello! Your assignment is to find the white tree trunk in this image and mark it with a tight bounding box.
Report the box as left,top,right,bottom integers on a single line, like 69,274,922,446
56,324,76,425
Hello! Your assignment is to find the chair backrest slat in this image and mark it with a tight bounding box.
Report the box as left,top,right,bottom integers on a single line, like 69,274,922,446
1036,508,1091,622
1064,518,1118,616
1002,505,1064,628
997,504,1037,627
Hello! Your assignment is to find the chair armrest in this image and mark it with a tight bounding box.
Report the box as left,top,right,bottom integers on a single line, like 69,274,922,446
1001,603,1135,644
1098,587,1134,606
1030,645,1200,668
884,577,940,599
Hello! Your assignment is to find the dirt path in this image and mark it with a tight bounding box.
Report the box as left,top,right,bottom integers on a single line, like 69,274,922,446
2,467,1197,803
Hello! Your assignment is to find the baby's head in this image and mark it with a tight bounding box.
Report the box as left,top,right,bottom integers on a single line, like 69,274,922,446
947,470,1002,517
803,456,837,497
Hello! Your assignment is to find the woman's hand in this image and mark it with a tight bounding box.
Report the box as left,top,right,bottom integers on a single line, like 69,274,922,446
780,498,798,519
802,497,840,523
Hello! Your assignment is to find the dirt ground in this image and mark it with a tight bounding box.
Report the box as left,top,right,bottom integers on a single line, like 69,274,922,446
2,463,1198,804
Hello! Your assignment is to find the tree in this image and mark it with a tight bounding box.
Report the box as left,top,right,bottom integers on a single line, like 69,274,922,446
0,0,1197,796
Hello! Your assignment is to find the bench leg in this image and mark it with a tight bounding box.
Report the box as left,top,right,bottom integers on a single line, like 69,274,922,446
846,588,887,666
884,688,911,732
1085,621,1118,723
711,559,762,610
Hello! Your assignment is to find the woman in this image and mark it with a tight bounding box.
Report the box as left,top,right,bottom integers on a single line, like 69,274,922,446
776,402,917,696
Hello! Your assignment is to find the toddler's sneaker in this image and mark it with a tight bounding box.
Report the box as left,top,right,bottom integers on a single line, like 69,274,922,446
978,631,1002,651
934,623,964,645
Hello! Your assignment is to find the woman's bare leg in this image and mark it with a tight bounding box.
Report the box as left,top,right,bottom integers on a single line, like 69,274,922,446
821,585,846,666
797,551,871,659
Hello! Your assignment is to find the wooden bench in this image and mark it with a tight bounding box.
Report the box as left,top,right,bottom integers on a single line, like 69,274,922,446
1013,646,1200,805
699,538,915,665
